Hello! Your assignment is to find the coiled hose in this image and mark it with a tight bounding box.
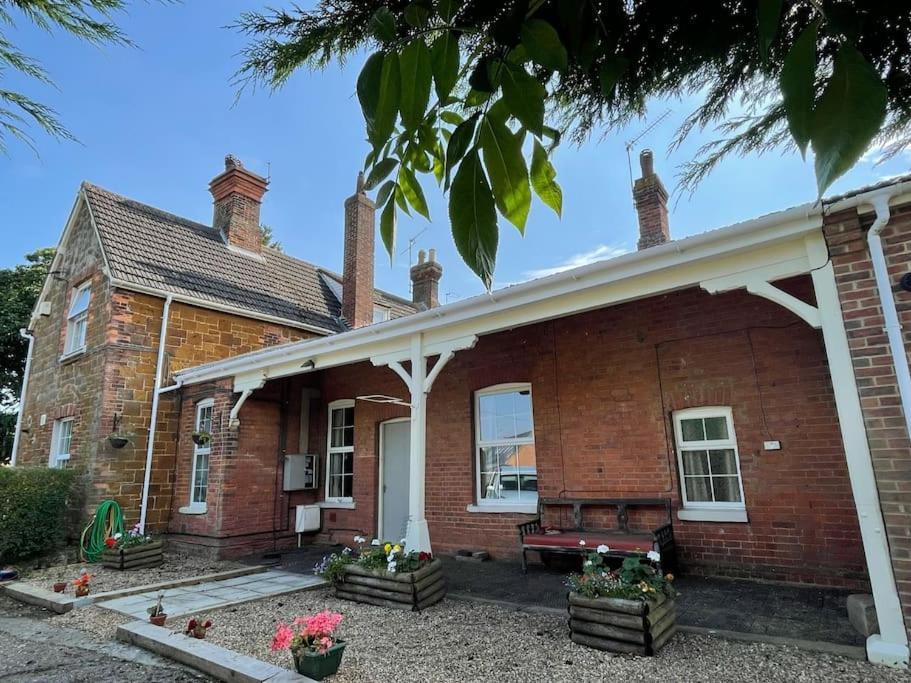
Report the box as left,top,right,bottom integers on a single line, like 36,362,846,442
80,500,125,562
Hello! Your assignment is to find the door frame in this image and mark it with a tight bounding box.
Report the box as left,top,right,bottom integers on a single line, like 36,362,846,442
377,417,410,541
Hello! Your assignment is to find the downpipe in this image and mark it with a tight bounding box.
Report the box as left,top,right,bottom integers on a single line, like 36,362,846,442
10,329,35,466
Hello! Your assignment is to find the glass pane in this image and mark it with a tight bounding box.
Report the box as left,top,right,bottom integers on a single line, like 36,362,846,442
342,474,353,498
197,406,213,433
514,444,536,468
329,454,343,475
329,475,343,498
704,417,729,440
709,449,737,474
480,445,516,470
519,474,538,492
69,285,91,317
342,452,354,476
478,390,533,441
331,426,353,448
680,418,705,442
479,471,498,500
685,476,712,502
331,407,354,429
682,450,709,475
193,453,209,503
713,476,742,502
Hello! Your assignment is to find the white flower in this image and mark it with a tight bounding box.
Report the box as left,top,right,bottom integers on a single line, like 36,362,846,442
596,544,610,554
113,533,122,540
647,550,661,563
387,552,396,562
371,538,380,546
583,560,592,567
353,535,366,544
578,539,586,546
387,561,397,573
399,538,407,546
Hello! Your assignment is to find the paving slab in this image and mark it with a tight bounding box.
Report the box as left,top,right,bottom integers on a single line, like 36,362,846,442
117,620,314,682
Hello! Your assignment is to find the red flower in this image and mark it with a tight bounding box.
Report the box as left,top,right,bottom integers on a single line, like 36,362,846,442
104,538,117,548
418,551,431,561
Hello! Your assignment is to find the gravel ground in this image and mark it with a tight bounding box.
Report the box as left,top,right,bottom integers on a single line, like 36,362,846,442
48,604,134,640
19,552,245,595
189,589,911,683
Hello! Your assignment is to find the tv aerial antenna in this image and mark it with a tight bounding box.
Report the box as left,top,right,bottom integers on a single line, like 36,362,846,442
399,226,429,265
624,109,672,193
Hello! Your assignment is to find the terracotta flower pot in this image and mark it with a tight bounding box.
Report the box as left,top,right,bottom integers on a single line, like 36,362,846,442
75,585,89,597
149,614,167,627
53,582,67,593
191,629,206,639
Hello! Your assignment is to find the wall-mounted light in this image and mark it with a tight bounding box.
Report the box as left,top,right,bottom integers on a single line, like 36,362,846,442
301,359,316,370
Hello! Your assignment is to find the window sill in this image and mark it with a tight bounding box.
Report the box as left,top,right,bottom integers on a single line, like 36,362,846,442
677,507,748,523
178,504,207,515
59,349,86,364
466,504,538,514
318,500,356,510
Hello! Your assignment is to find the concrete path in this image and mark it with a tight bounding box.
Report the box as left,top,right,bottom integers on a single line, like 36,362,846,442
99,570,325,620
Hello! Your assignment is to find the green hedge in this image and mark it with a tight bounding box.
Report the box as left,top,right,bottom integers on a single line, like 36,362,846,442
0,467,76,564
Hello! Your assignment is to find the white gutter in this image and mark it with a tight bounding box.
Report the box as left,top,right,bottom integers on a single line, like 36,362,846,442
10,329,35,466
138,295,173,533
866,193,911,439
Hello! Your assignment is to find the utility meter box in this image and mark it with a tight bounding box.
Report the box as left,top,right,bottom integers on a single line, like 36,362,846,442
284,453,318,491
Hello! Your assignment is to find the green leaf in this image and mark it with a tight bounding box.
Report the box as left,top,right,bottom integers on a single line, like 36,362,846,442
367,53,400,147
436,0,457,22
599,55,628,97
449,149,498,289
399,40,433,132
431,31,460,102
440,110,464,126
445,112,479,187
478,111,531,232
500,63,545,136
379,194,397,260
432,142,445,184
398,166,430,219
404,3,431,29
758,0,782,61
530,140,562,217
520,19,568,72
394,185,411,216
364,157,398,190
811,44,888,195
370,7,396,42
780,22,817,159
375,179,396,207
357,53,385,131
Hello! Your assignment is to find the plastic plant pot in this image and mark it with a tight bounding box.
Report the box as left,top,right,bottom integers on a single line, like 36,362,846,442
293,641,346,681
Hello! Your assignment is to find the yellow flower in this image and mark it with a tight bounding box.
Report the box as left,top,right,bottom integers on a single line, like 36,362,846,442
392,544,401,553
384,543,392,553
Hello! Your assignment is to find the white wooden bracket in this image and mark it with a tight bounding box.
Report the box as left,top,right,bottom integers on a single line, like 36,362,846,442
228,375,266,430
701,276,821,329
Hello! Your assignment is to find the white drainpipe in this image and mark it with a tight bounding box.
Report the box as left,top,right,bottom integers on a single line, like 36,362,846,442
10,329,35,466
866,194,911,439
138,295,173,533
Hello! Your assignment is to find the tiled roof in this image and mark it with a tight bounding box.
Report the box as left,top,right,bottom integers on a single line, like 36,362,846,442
82,183,416,332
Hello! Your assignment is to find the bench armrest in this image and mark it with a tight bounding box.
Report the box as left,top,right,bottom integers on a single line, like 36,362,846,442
653,522,674,546
517,518,541,539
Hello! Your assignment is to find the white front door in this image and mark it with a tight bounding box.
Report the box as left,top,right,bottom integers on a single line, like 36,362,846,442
380,419,410,542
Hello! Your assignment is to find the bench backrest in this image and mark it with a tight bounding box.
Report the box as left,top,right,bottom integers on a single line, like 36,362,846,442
538,497,672,534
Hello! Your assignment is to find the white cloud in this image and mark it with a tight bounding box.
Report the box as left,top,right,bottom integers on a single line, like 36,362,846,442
522,244,630,281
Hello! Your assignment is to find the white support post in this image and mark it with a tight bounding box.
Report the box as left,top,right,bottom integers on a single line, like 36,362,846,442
405,334,432,553
811,261,909,667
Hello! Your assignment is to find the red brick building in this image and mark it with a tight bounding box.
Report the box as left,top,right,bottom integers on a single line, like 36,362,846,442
12,153,911,666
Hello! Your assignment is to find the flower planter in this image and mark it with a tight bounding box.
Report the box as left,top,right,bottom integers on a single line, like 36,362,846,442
102,540,164,570
567,591,676,655
149,614,167,627
53,582,67,593
334,558,445,611
293,641,346,681
107,435,129,449
75,585,90,597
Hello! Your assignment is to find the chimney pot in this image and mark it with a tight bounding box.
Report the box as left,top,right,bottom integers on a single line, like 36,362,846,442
418,249,426,265
633,150,670,250
342,173,376,328
428,248,436,263
411,247,443,310
209,155,268,254
639,149,654,177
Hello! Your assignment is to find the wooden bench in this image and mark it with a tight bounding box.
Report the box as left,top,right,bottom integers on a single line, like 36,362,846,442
517,498,677,574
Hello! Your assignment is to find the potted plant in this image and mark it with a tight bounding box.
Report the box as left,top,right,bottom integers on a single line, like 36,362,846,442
566,547,677,655
102,523,164,570
271,611,345,681
107,434,130,449
185,618,212,639
191,430,211,447
53,581,67,593
147,593,167,626
72,569,91,597
315,536,445,611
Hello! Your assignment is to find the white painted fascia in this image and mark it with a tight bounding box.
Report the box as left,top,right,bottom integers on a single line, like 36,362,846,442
108,279,338,336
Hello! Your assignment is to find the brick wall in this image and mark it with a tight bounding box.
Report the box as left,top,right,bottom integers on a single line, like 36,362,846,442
179,279,867,587
823,203,911,635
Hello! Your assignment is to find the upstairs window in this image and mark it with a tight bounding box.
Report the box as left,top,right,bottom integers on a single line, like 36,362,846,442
64,281,91,355
373,305,390,324
49,418,74,468
674,407,745,510
326,400,354,501
475,384,537,506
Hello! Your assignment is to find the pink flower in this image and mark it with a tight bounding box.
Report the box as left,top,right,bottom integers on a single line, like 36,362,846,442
270,623,294,651
303,610,342,637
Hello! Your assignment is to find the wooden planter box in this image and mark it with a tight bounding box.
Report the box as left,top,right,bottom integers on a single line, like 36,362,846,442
567,591,676,655
334,558,445,611
102,540,164,570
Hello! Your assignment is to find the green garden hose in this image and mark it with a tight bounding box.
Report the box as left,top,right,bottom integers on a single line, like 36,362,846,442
80,500,125,562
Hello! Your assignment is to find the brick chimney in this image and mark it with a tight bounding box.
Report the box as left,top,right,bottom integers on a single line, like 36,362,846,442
410,249,443,310
209,155,268,254
634,149,670,250
342,172,376,328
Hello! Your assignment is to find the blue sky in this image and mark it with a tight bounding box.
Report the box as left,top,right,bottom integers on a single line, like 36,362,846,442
1,1,907,303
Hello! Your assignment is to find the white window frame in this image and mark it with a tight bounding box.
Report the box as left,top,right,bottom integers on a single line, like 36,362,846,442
472,383,538,513
325,399,355,504
673,406,748,523
49,417,74,468
63,280,91,357
185,398,213,513
372,305,391,324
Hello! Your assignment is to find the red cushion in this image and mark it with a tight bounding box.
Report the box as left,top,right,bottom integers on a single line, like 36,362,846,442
523,532,654,552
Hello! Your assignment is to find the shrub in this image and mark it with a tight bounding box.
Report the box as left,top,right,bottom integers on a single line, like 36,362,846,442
0,467,76,564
